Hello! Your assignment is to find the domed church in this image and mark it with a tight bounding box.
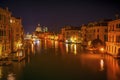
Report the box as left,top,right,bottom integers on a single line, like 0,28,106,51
35,24,42,32
34,23,49,39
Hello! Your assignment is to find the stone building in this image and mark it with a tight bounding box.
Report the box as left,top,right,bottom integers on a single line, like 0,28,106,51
60,25,81,43
0,7,24,57
81,19,111,47
10,17,24,52
106,18,120,57
0,7,11,57
34,24,48,39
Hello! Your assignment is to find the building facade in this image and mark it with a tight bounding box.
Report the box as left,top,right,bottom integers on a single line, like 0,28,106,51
81,25,87,46
60,25,82,43
35,24,48,39
106,19,120,57
0,7,24,57
10,17,24,52
81,19,110,47
0,7,11,57
87,20,109,43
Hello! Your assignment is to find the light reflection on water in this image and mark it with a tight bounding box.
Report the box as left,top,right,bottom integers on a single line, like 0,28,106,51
7,73,16,80
0,61,25,80
65,44,68,53
55,41,58,50
1,40,120,80
22,40,120,80
65,44,78,54
100,59,104,71
73,44,77,55
0,67,2,78
105,55,120,80
44,39,47,49
31,43,35,54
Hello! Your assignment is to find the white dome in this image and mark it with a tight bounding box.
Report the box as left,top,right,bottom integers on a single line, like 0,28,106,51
35,24,42,32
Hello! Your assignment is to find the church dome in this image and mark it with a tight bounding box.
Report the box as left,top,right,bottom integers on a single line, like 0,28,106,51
35,24,42,32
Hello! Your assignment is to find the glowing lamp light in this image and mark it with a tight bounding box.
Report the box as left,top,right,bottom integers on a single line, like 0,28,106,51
70,37,74,42
65,40,68,43
32,38,35,41
100,48,104,52
19,43,22,47
10,19,13,23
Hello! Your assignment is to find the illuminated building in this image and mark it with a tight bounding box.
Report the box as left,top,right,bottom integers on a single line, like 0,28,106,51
35,24,42,32
58,33,63,42
43,26,48,32
24,32,32,40
60,25,81,43
35,24,42,38
35,24,48,33
0,7,24,57
81,24,87,46
106,17,120,57
81,19,111,46
10,17,24,52
0,7,11,56
35,24,48,39
48,32,58,40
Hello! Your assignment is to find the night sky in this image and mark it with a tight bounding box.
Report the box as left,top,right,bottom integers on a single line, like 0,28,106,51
0,0,120,33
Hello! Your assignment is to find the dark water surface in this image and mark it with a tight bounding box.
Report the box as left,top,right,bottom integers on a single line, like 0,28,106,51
1,40,120,80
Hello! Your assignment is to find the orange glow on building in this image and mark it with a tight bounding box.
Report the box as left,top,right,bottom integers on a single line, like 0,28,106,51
60,25,82,43
106,19,120,57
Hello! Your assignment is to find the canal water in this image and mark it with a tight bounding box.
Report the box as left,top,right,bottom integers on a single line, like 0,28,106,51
1,40,120,80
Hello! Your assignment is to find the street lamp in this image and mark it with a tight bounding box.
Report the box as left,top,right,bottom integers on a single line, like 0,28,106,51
100,47,105,57
100,48,104,52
